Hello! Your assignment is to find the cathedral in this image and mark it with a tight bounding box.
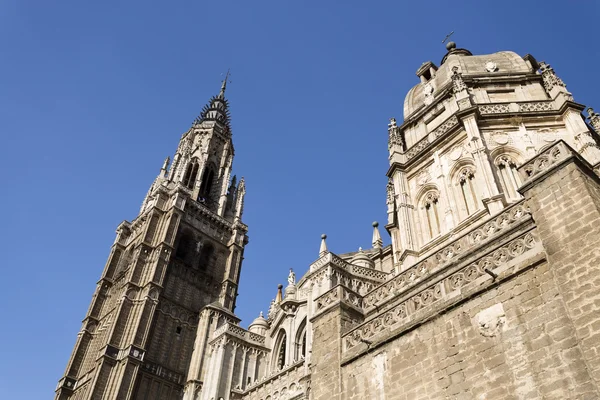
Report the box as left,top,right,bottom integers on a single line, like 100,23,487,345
56,42,600,399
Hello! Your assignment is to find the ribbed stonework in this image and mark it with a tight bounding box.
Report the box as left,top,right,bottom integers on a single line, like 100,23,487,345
55,82,248,400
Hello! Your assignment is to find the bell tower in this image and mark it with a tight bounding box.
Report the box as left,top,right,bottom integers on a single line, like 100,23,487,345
55,77,248,400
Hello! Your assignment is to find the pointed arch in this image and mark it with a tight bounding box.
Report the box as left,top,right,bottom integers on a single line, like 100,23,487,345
415,184,442,244
450,159,480,220
273,329,287,371
199,163,217,202
294,318,308,361
182,159,200,189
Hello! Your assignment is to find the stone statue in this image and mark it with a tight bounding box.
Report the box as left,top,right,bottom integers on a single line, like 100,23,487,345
288,268,296,286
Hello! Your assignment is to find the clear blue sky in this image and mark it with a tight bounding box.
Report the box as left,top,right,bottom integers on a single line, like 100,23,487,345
0,1,598,398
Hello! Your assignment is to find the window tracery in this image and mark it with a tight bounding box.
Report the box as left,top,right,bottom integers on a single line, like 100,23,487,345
182,160,199,189
421,190,441,241
457,167,479,217
495,155,522,201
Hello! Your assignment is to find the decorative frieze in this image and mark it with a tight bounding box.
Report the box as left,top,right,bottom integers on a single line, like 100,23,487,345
518,140,572,185
519,101,553,112
240,360,308,400
344,230,538,351
211,322,266,346
363,200,531,310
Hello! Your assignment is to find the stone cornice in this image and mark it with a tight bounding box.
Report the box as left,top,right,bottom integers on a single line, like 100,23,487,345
362,200,531,313
517,140,600,193
341,226,544,364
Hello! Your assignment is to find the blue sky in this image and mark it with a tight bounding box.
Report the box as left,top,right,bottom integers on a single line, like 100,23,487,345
0,1,598,398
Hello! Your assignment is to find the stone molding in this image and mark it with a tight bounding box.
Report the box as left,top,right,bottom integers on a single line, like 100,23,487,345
517,140,590,192
236,359,309,400
210,322,266,346
342,227,542,361
363,199,531,312
312,285,364,320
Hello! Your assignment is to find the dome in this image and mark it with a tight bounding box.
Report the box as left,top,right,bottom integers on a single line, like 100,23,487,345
403,51,532,119
351,249,375,269
248,312,270,335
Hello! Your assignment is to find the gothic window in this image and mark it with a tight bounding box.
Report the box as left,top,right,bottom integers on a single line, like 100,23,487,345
197,243,214,271
496,155,522,200
276,331,287,370
295,318,307,360
421,191,441,241
199,167,215,201
182,160,199,189
457,167,479,217
176,232,193,262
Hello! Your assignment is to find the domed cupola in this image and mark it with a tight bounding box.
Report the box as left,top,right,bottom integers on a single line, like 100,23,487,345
440,41,473,65
248,311,270,336
351,248,375,269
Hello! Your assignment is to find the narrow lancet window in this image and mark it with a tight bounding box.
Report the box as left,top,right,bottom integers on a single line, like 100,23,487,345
496,155,521,201
458,168,478,216
182,161,199,189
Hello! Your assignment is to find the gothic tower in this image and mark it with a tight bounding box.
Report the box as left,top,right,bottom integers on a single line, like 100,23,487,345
55,78,248,400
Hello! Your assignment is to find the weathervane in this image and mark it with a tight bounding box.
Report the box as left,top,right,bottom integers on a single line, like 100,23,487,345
442,31,455,44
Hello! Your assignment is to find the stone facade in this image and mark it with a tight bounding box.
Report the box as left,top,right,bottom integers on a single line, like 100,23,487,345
57,43,600,399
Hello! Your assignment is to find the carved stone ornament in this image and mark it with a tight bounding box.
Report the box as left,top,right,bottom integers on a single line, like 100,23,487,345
485,61,498,72
417,170,431,186
386,179,395,205
449,145,464,161
475,303,506,337
423,83,434,105
451,66,467,94
537,128,556,143
491,132,509,145
388,118,404,150
539,61,567,93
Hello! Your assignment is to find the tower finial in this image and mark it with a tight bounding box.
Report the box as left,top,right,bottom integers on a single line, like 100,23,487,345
319,234,328,257
219,69,231,98
372,221,383,249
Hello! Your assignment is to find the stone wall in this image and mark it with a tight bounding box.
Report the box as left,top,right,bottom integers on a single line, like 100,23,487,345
309,142,600,400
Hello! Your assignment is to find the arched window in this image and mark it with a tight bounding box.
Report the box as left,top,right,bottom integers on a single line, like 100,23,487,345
199,167,215,201
276,331,287,370
176,232,194,262
197,243,214,271
294,318,307,361
496,155,522,201
421,191,441,241
457,167,479,217
182,160,199,189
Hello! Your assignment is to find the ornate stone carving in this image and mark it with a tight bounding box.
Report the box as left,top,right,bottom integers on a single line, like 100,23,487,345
519,101,553,112
346,230,537,350
386,179,395,205
449,145,464,161
519,141,571,183
451,66,467,94
539,61,567,93
485,61,498,72
388,118,404,150
423,83,434,105
588,108,600,132
475,303,506,337
416,170,431,186
363,200,531,310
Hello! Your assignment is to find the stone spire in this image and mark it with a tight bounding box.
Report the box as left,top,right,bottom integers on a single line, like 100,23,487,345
372,222,383,249
194,76,232,129
319,234,328,257
218,69,230,99
275,284,283,304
